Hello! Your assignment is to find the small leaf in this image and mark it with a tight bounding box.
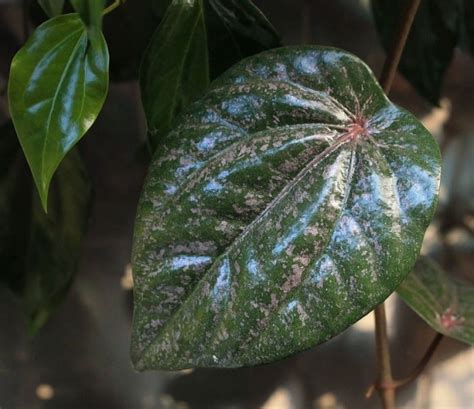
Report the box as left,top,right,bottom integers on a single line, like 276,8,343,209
140,0,209,151
205,0,281,78
0,121,92,334
372,0,459,104
38,0,65,17
131,46,441,370
398,257,474,345
8,14,108,211
70,0,106,31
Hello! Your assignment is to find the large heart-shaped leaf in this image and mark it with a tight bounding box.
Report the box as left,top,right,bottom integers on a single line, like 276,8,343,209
132,46,441,370
8,13,108,211
398,257,474,345
0,121,91,334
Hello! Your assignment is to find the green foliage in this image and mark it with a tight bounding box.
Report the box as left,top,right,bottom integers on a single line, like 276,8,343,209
398,257,474,345
140,0,280,151
140,0,210,152
8,14,108,211
131,46,441,370
372,0,474,104
0,122,91,334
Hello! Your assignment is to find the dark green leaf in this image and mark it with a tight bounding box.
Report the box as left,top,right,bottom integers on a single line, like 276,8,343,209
70,0,106,31
131,46,441,370
8,14,108,211
205,0,280,78
0,121,92,334
140,0,279,150
140,0,209,151
398,257,474,345
38,0,65,17
372,0,459,104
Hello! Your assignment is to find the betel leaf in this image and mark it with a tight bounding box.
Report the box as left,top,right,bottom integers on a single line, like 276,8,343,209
131,46,441,370
8,14,108,211
70,0,106,31
398,257,474,345
140,0,280,151
372,0,459,104
205,0,280,78
0,121,91,334
140,0,209,151
38,0,65,17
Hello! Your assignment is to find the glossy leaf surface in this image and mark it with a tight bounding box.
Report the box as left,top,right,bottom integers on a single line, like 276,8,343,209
38,0,65,17
398,257,474,345
372,0,474,104
140,0,209,151
132,46,441,370
140,0,279,150
0,122,91,334
8,14,108,210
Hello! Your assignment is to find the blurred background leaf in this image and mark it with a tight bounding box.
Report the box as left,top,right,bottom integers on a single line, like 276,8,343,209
0,121,92,334
398,256,474,345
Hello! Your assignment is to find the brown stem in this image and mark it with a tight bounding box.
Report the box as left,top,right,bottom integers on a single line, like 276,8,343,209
393,332,444,389
373,304,396,409
366,332,444,400
378,0,422,92
371,1,423,408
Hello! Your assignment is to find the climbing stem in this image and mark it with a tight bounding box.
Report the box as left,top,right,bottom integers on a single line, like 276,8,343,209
372,1,422,408
103,0,127,15
393,332,444,389
373,304,396,409
378,0,422,92
367,332,444,401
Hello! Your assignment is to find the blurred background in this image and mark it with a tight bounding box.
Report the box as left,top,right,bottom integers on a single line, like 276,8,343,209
0,0,472,408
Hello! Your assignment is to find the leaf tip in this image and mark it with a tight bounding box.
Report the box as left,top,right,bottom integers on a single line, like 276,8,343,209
36,178,51,214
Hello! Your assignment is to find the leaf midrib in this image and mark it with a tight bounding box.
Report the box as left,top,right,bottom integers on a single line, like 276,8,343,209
41,28,87,189
137,132,354,365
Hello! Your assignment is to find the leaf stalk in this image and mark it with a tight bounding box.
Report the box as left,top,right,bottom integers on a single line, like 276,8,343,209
103,0,127,16
373,0,422,408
